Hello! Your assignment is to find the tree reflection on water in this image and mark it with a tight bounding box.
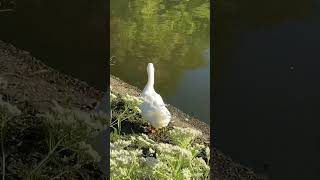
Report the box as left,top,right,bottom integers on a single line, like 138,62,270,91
110,0,210,95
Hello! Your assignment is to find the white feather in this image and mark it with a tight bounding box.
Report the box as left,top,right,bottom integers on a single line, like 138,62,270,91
139,63,171,129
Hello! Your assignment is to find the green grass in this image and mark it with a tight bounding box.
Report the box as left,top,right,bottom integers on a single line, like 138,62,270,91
110,91,210,180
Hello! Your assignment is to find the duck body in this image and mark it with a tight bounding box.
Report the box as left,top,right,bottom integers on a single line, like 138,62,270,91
140,63,171,129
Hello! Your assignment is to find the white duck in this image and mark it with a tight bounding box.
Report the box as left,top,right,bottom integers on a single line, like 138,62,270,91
140,63,171,132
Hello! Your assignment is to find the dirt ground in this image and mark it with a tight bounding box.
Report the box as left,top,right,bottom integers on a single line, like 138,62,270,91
0,40,264,180
0,41,104,113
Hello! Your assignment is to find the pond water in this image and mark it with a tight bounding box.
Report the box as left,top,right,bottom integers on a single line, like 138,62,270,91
110,0,210,124
0,0,107,90
214,0,320,179
0,0,107,171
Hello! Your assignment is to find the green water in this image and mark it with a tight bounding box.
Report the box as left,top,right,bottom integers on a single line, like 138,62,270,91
214,0,320,179
110,0,210,124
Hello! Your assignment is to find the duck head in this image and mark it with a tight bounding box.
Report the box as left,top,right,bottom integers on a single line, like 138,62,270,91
143,63,155,93
147,63,154,73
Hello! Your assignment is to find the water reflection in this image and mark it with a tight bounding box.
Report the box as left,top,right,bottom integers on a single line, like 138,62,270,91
111,0,210,123
214,0,320,179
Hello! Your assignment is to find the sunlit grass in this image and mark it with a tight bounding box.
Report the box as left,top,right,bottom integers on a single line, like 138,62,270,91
110,91,210,180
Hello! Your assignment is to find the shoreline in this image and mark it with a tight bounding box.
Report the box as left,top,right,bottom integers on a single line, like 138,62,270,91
0,40,104,113
111,74,210,141
110,75,265,180
0,40,263,180
0,40,107,178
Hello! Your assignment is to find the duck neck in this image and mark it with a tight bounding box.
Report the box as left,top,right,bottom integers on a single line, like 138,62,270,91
146,69,154,90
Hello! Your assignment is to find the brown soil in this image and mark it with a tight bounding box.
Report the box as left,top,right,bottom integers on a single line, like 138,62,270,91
0,41,104,113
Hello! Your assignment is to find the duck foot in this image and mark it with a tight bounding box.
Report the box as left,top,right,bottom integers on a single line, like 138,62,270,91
151,128,158,134
147,126,158,134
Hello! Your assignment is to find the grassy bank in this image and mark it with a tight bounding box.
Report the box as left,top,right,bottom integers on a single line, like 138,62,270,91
0,39,263,179
0,40,107,179
110,75,265,180
110,91,210,179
